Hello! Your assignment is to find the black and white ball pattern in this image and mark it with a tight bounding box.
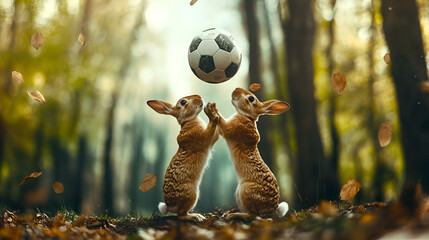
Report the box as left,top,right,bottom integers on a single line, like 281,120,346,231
188,28,242,83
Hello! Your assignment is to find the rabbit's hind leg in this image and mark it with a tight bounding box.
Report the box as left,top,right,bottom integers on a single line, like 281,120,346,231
178,213,206,222
175,183,203,221
225,212,253,220
235,182,261,214
236,181,278,216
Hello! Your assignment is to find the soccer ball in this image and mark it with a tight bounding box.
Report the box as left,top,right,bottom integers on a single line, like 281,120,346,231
188,28,242,83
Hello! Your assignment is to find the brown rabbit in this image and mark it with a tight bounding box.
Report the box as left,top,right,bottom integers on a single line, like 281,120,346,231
210,87,290,219
147,95,219,222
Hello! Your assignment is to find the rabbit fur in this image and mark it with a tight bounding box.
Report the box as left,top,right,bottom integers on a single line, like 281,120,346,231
147,95,219,222
211,87,290,219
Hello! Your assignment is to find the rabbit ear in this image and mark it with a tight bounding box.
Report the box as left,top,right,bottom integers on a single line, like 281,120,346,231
259,100,290,115
147,100,175,115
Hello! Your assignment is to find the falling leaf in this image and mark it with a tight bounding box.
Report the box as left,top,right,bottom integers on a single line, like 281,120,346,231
52,181,64,194
249,83,261,92
30,32,44,50
78,32,86,47
330,72,347,95
19,171,43,186
420,82,429,93
383,53,391,64
27,90,46,104
317,200,338,217
139,174,157,192
11,71,24,84
190,0,198,6
340,179,361,200
378,120,392,147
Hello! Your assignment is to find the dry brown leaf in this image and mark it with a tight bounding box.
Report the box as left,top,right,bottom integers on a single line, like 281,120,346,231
11,71,24,84
27,90,46,104
340,179,361,200
30,32,44,50
139,173,157,192
52,181,64,194
78,32,86,47
72,215,87,227
19,171,43,186
53,212,65,228
378,120,392,147
190,0,198,6
330,72,347,95
420,82,429,93
383,53,391,64
317,200,338,217
249,83,261,92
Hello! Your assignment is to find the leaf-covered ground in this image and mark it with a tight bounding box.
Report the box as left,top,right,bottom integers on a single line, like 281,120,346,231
1,185,429,240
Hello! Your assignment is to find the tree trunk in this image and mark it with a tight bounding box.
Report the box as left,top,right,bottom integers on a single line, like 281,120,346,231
50,136,71,206
154,130,166,207
129,125,143,212
367,0,386,201
325,0,340,200
2,0,18,94
242,0,274,169
0,0,19,186
262,0,294,168
101,3,145,213
381,0,429,192
0,118,6,204
281,0,326,208
73,135,88,212
101,93,117,212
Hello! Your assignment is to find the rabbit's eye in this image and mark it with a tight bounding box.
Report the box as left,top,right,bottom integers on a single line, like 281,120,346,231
180,100,187,106
248,96,255,103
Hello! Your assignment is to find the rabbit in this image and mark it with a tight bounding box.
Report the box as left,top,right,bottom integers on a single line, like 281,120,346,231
147,95,219,222
210,87,290,220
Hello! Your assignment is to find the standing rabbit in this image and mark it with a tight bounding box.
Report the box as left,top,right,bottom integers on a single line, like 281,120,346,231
211,87,290,219
147,95,219,222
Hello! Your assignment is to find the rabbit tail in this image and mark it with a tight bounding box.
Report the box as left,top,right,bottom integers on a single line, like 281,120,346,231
158,202,169,215
276,202,289,217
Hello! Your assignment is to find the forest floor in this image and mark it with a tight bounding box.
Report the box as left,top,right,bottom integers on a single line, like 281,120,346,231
1,185,429,240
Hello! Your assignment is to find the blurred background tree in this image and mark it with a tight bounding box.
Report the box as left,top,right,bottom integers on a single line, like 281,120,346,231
0,0,428,215
381,0,429,192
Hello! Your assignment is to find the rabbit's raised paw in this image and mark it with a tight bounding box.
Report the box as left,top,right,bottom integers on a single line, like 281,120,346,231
204,102,219,123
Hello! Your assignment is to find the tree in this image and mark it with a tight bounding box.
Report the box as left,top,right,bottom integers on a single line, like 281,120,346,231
101,3,145,212
367,0,388,201
262,0,294,168
381,0,429,192
324,0,341,200
242,0,274,169
0,0,19,193
280,0,333,208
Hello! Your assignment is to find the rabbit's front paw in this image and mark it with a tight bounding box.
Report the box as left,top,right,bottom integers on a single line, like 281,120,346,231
210,102,221,117
205,102,219,123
